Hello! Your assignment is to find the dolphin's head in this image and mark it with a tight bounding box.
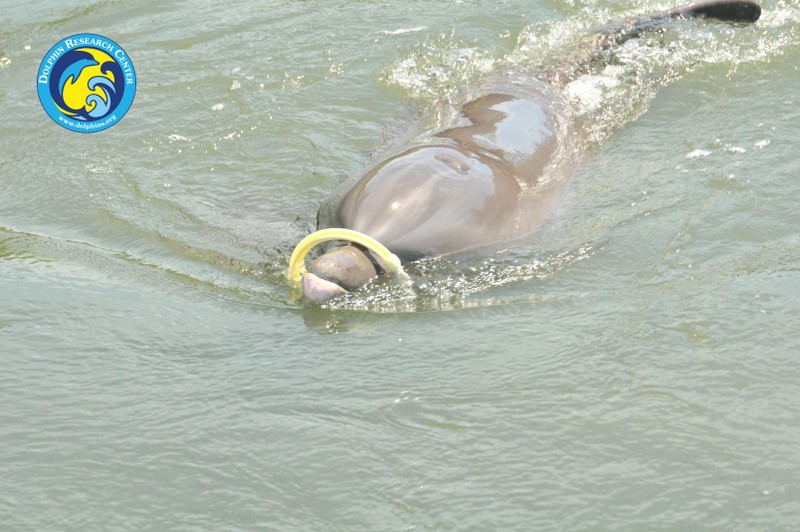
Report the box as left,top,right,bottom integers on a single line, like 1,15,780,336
302,245,379,304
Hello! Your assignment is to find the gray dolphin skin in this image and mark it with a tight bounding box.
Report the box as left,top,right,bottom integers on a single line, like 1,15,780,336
302,0,761,303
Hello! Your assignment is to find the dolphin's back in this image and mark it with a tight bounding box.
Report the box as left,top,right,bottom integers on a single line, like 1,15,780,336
320,75,580,261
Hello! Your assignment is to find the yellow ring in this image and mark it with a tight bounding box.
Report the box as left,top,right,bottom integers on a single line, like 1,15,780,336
287,228,405,285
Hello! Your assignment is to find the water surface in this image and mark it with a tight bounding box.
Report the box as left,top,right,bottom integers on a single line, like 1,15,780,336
2,1,800,529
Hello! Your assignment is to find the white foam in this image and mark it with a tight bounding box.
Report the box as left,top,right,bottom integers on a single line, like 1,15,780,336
380,26,427,36
686,149,712,159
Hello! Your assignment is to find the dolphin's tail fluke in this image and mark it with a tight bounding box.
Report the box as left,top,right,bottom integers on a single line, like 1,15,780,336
668,0,761,21
593,0,761,49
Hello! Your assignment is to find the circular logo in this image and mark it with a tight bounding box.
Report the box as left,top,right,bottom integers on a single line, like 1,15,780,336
37,33,136,133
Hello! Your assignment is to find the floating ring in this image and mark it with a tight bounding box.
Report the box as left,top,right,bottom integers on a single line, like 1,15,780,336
287,228,406,285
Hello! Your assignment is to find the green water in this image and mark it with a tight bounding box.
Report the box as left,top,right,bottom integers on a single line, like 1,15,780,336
2,1,800,529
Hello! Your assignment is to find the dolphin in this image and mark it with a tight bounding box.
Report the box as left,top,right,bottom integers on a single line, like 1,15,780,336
302,0,761,303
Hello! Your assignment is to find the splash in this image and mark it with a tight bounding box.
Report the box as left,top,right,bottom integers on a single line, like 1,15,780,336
383,2,800,143
510,1,800,143
320,242,601,313
380,29,496,125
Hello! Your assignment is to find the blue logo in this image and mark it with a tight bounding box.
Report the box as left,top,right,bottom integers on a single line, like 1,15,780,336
37,33,136,133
